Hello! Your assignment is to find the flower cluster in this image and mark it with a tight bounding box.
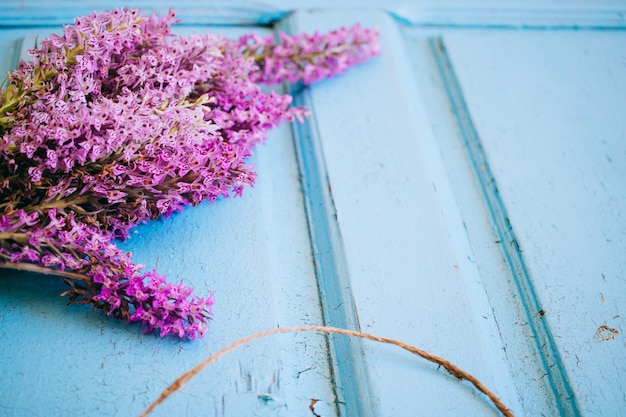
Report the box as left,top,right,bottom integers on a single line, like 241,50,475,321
1,208,212,339
0,8,380,339
240,24,380,85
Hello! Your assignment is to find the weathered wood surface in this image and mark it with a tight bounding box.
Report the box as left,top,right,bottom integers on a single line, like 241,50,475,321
1,1,624,416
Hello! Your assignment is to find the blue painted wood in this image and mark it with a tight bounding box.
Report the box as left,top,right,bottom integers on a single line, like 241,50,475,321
0,2,288,26
288,77,374,416
401,24,626,417
429,37,580,416
440,30,626,416
3,0,625,28
391,4,626,29
400,30,569,416
288,9,524,416
1,3,625,417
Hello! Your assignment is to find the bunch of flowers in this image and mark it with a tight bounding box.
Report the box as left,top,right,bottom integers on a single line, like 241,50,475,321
0,8,380,339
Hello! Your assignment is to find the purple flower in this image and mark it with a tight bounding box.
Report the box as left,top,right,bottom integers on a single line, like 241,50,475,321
0,209,215,339
239,24,380,85
0,8,379,339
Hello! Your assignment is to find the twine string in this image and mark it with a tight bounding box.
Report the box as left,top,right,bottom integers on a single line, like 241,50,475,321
139,325,514,417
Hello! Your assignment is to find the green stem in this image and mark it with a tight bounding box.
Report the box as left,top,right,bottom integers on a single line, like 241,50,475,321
244,41,355,65
35,195,91,212
0,261,88,281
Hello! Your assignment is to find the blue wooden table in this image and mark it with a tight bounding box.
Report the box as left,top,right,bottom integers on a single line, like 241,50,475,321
1,1,625,416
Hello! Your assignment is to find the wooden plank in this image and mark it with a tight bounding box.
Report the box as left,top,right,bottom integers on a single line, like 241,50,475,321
401,27,594,415
18,1,621,39
3,0,625,28
288,9,524,416
0,2,287,26
3,3,624,417
440,29,626,416
428,36,580,416
391,5,626,29
288,72,374,417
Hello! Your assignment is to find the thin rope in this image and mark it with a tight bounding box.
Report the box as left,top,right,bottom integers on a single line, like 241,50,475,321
139,325,514,417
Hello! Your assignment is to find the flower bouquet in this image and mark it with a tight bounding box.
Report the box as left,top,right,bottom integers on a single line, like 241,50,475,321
0,8,379,339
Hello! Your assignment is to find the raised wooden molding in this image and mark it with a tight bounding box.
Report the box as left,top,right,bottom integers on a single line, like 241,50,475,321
391,5,626,29
2,1,625,28
0,2,287,26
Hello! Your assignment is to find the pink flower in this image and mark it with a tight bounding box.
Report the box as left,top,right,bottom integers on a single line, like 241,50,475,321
0,8,379,340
